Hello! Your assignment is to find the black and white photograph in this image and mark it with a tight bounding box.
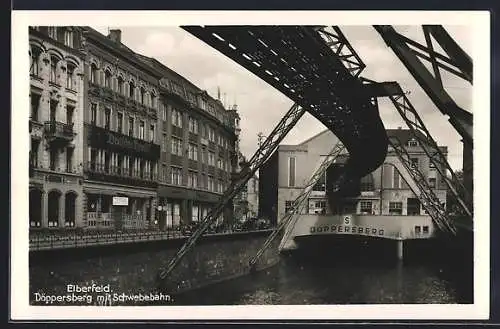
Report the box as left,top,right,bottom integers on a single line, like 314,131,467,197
11,10,490,320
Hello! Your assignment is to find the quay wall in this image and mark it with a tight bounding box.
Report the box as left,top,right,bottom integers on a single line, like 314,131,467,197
29,230,280,305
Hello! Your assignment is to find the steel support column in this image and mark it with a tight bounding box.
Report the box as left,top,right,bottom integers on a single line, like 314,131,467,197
158,103,306,281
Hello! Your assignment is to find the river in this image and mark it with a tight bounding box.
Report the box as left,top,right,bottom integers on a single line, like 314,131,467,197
174,249,473,305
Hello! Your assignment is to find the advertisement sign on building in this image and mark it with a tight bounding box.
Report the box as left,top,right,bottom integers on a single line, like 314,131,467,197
113,196,129,206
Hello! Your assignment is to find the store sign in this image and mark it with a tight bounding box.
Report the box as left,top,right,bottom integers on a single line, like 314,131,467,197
113,196,129,206
309,224,385,237
107,133,151,153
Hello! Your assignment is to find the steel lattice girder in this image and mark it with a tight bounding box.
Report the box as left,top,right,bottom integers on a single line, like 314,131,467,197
364,80,473,220
388,137,457,235
249,141,346,268
373,25,473,146
182,25,388,181
158,103,306,281
315,26,366,77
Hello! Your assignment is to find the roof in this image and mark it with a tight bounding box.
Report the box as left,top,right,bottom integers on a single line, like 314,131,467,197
296,128,446,150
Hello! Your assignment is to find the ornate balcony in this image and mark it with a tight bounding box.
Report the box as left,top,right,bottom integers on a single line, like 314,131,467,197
84,162,158,188
44,121,75,144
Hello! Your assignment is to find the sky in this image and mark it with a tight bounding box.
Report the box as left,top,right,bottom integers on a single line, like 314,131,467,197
91,25,472,171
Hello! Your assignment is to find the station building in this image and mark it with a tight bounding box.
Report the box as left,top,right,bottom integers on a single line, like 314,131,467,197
259,128,449,225
29,26,86,229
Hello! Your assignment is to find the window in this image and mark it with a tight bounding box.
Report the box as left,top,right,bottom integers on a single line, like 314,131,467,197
208,127,215,142
217,180,224,193
117,76,124,94
66,105,74,125
288,157,296,187
48,26,57,39
150,125,155,142
429,161,436,169
285,201,294,214
423,226,429,234
217,158,223,169
188,144,198,161
410,158,419,169
208,176,214,191
90,104,97,125
66,64,75,89
49,99,57,122
90,64,98,84
208,152,215,166
30,47,41,76
162,134,168,151
128,117,134,136
50,56,58,83
171,167,182,185
415,226,421,235
172,109,182,127
161,104,167,121
162,164,167,181
360,201,373,214
171,137,183,156
429,177,436,188
30,139,39,168
64,147,73,173
389,202,403,215
360,174,374,191
139,121,145,139
188,171,198,188
104,70,112,89
104,108,111,130
407,198,421,215
64,29,74,47
151,94,156,109
408,139,418,147
392,167,402,188
189,116,198,134
50,149,58,171
140,87,146,104
129,81,135,99
30,94,40,121
117,112,123,133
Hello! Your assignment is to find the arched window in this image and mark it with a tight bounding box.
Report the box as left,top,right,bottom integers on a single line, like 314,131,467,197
50,56,59,83
66,63,75,90
90,64,98,84
104,69,112,89
30,47,42,76
117,76,124,94
151,93,156,108
129,81,135,99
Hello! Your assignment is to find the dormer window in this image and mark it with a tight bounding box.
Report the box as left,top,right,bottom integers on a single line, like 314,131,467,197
64,29,74,48
48,27,57,39
408,139,418,147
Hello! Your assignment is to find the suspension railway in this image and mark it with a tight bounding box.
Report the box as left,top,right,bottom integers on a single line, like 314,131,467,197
156,25,473,283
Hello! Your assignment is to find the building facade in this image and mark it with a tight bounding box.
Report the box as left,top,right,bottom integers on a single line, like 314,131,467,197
29,26,241,232
259,128,448,225
29,26,86,229
139,56,239,230
80,28,162,230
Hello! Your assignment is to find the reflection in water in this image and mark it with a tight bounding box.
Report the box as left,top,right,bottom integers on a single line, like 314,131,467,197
175,251,471,305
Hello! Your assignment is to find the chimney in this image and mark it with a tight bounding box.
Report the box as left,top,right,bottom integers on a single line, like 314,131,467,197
108,29,122,43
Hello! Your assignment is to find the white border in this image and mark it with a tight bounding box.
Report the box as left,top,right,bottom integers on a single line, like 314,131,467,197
11,10,490,320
